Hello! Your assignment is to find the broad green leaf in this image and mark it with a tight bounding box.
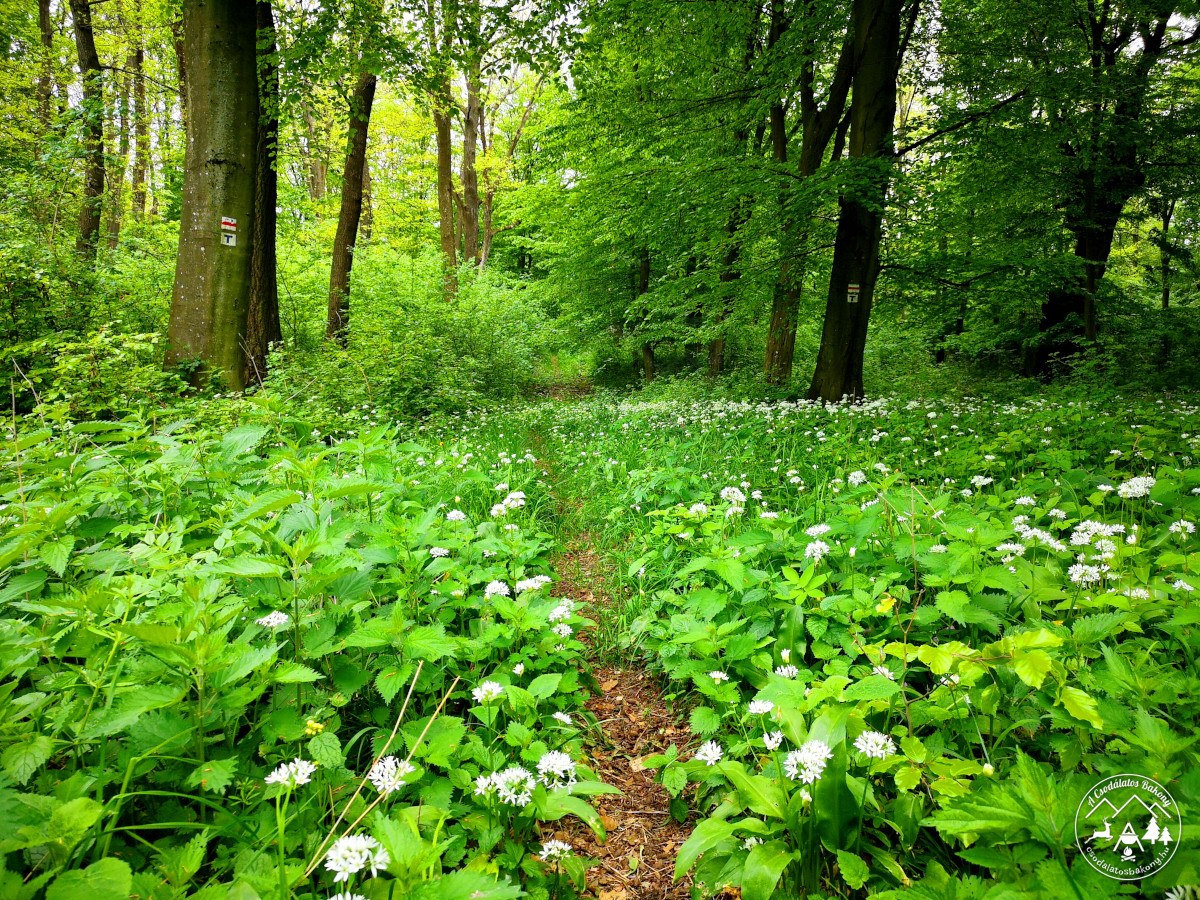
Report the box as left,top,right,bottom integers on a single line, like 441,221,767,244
2,734,53,785
46,859,132,900
308,731,344,768
836,849,870,889
843,674,902,702
742,840,793,900
528,673,562,698
674,816,736,880
1058,686,1104,728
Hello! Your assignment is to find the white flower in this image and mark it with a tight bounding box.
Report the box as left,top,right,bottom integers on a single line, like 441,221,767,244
720,486,746,503
805,523,831,537
709,671,730,683
324,834,390,883
1117,476,1156,499
1014,496,1037,506
490,503,507,517
872,665,895,681
472,681,505,704
552,711,572,725
689,502,709,515
429,547,450,558
540,840,574,862
329,893,368,900
264,758,316,788
748,700,775,716
760,511,779,519
783,740,833,783
853,731,896,760
484,580,510,598
368,756,416,794
848,470,867,486
495,482,510,492
517,575,554,594
446,509,467,522
537,750,578,790
1173,580,1194,591
763,730,785,750
552,622,573,638
513,663,525,676
775,664,799,679
804,540,830,562
780,648,791,662
695,741,723,766
492,766,538,806
743,836,763,850
256,611,290,629
1169,519,1196,535
1068,563,1103,587
927,544,948,554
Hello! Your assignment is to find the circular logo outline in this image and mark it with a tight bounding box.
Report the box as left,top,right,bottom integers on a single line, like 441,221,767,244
1075,773,1181,881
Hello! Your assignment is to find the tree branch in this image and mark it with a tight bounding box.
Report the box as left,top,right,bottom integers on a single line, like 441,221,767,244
896,89,1029,156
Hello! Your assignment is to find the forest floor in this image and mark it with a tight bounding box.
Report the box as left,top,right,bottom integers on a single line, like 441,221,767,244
548,539,694,900
532,417,695,900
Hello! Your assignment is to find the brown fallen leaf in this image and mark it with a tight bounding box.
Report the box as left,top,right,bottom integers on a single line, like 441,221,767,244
599,888,628,900
600,811,619,830
600,679,619,691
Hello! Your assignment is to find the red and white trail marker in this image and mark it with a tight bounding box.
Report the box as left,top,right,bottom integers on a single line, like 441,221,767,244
221,216,237,230
847,283,861,304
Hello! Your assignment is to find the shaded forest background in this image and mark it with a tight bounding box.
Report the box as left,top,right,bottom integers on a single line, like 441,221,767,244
2,0,1200,428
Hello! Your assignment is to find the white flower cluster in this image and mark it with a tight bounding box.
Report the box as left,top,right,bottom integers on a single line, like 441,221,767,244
476,766,539,806
848,470,867,486
805,523,831,537
445,509,467,522
548,599,575,622
264,758,316,788
748,699,775,716
325,834,390,883
540,840,574,862
484,580,510,598
783,740,833,783
853,730,896,760
256,611,290,629
536,750,578,790
472,681,505,704
804,540,830,562
368,755,416,794
695,740,723,765
720,486,746,503
1117,476,1156,499
763,730,784,750
515,574,553,594
490,489,528,517
1169,519,1196,535
429,546,450,558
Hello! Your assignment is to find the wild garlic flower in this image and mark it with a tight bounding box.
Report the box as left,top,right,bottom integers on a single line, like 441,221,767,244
775,664,799,679
552,711,572,725
429,547,450,558
472,681,505,704
264,758,316,788
537,750,578,790
1169,519,1196,535
540,840,574,862
695,741,723,766
720,486,746,503
804,540,830,562
446,509,467,522
484,580,510,598
853,731,896,760
872,665,895,681
763,730,785,750
783,740,833,784
748,700,775,716
709,671,730,682
324,834,390,883
1117,476,1155,498
493,766,538,806
368,756,416,795
805,523,831,537
256,611,290,629
848,470,867,486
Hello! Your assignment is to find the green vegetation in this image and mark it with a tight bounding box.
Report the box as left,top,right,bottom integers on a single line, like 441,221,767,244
3,0,1200,897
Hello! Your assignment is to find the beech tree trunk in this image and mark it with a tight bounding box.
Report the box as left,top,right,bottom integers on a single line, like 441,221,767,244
325,70,377,342
807,0,906,402
69,0,105,261
37,0,53,135
301,102,329,201
107,56,132,250
170,18,187,131
360,159,373,242
131,31,149,221
244,0,281,385
637,250,653,382
434,96,458,296
460,68,483,264
165,0,258,389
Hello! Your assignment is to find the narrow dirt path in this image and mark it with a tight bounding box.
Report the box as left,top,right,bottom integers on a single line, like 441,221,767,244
549,539,693,900
528,410,694,900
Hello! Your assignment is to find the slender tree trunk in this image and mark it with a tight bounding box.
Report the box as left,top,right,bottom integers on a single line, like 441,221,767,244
807,0,906,402
359,159,373,242
460,68,483,264
170,17,188,131
325,70,377,342
131,25,149,221
37,0,53,135
434,97,458,296
244,0,281,386
70,0,105,261
165,0,258,389
637,250,653,382
107,56,132,250
301,102,328,201
1160,198,1174,310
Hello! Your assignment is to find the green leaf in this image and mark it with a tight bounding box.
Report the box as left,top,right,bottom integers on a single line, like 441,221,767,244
308,731,344,768
219,424,268,457
661,765,689,796
674,816,736,880
1011,648,1054,689
843,675,902,702
229,489,302,527
211,643,278,689
689,706,722,735
528,673,562,698
895,766,922,791
403,624,459,661
742,840,793,900
1058,685,1104,728
836,849,870,890
210,557,286,577
718,761,782,817
45,859,132,900
2,734,53,785
187,758,238,795
38,536,73,577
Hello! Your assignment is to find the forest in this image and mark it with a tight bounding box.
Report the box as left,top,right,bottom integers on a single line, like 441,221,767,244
1,0,1200,899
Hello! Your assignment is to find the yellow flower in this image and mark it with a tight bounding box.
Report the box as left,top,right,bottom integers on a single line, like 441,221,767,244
876,595,896,614
305,719,325,736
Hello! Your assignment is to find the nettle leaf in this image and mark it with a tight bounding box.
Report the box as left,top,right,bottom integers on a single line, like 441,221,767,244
45,859,132,900
2,734,53,785
836,849,870,890
38,536,73,577
661,765,689,796
843,675,901,702
689,706,722,735
219,424,268,457
375,663,414,703
210,557,285,577
308,731,344,768
187,758,238,795
403,624,459,661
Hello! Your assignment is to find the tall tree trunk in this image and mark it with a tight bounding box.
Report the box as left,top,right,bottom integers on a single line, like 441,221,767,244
170,17,188,131
807,0,907,402
460,68,483,264
359,159,373,242
637,250,653,382
107,55,132,250
1160,198,1174,310
131,21,149,222
709,206,746,377
763,0,857,385
325,70,377,342
165,0,258,390
434,96,458,296
244,0,281,386
301,102,328,201
37,0,53,134
69,0,105,261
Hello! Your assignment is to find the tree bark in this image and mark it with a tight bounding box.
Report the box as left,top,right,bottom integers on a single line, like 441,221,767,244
434,97,458,296
460,66,483,264
37,0,53,135
170,17,188,131
244,0,281,386
637,250,653,382
165,0,258,390
131,20,149,222
69,0,105,262
807,0,907,402
359,159,373,242
325,70,377,342
301,102,329,201
107,53,132,250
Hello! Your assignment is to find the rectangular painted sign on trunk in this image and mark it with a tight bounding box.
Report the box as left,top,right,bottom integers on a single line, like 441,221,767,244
221,232,237,247
847,284,861,304
221,216,237,230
